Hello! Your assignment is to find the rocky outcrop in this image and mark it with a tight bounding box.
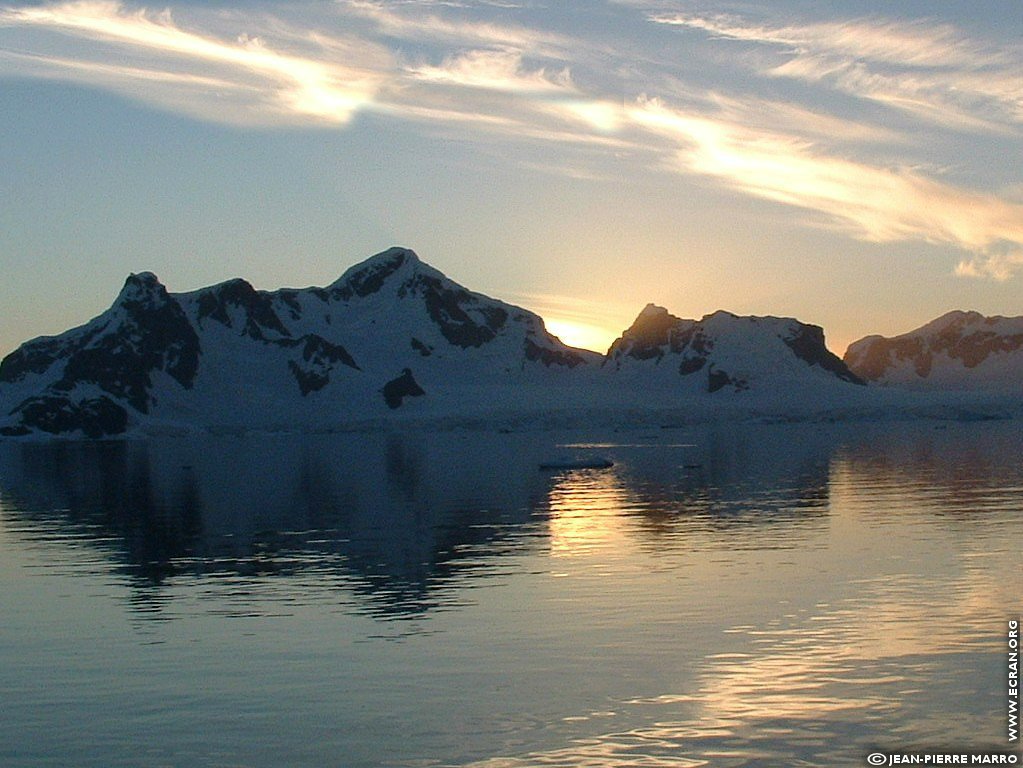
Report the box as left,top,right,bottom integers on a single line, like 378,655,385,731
382,368,426,409
845,311,1023,389
3,395,128,438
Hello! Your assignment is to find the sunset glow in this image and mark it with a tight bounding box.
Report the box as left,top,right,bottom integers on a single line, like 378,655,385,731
543,318,618,355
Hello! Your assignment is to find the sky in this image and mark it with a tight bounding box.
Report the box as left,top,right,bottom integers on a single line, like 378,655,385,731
1,0,1021,356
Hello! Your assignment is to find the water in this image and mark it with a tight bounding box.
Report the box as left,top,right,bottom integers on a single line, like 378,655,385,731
0,421,1019,767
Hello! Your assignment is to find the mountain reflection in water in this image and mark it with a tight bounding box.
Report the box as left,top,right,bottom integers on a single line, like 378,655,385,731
0,422,1019,768
0,426,841,619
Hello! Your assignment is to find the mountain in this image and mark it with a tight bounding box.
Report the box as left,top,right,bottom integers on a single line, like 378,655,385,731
0,247,888,437
844,311,1023,391
0,248,596,437
605,304,863,392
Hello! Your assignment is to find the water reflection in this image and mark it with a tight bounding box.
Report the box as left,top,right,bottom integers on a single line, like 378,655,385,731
0,433,547,618
1,422,1019,622
0,426,843,620
0,422,1020,767
459,423,1023,768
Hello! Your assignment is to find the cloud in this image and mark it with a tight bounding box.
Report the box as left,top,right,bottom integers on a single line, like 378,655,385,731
509,290,634,328
954,250,1023,281
770,55,1022,135
653,13,1023,134
0,0,388,125
1,1,1021,279
660,86,902,146
406,48,573,93
652,14,999,68
549,99,625,133
630,98,1023,268
342,0,569,54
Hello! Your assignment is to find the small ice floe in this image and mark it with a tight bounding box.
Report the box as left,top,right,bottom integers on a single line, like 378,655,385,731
539,456,614,470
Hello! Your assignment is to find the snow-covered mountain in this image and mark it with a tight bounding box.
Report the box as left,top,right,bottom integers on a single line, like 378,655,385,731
605,304,863,392
0,248,596,436
0,247,916,437
844,311,1023,391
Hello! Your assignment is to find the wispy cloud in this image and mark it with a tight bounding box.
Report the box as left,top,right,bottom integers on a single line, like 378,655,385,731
0,0,387,124
406,48,573,93
342,0,569,53
654,13,1023,134
1,1,1021,280
630,97,1023,269
652,14,1001,68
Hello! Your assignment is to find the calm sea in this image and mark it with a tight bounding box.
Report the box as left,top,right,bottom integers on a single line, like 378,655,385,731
0,421,1019,767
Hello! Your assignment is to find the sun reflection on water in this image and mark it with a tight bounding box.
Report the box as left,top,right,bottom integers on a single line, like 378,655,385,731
543,469,639,559
464,426,1022,768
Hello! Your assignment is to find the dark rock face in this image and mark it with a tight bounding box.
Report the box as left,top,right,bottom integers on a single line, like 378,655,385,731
2,248,607,436
415,274,508,348
287,362,327,396
2,274,202,418
331,248,516,351
523,336,588,368
783,325,863,385
673,326,713,375
382,368,425,409
610,304,677,361
607,305,714,372
607,305,861,393
196,278,290,341
678,356,706,375
411,338,433,357
277,290,303,320
332,249,410,301
63,275,200,413
284,334,359,396
607,304,676,362
0,333,92,384
707,367,747,393
607,305,717,369
10,395,128,437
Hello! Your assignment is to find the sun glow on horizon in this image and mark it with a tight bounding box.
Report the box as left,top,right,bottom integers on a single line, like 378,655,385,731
544,318,619,354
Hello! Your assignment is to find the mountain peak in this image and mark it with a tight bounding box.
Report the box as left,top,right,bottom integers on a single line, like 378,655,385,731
637,302,669,319
329,247,423,300
116,271,169,307
377,246,420,263
621,303,684,343
917,309,985,335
